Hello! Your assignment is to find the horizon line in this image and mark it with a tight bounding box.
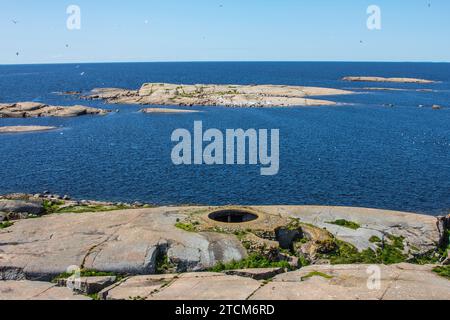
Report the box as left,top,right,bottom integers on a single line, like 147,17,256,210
1,59,450,66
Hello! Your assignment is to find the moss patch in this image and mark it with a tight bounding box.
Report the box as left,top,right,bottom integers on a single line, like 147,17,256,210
327,219,361,230
55,204,131,214
175,222,197,232
432,266,450,280
156,254,176,274
412,228,449,265
52,269,124,282
43,200,65,214
87,293,100,300
301,271,333,281
321,238,407,265
209,253,291,272
0,221,14,229
369,236,382,243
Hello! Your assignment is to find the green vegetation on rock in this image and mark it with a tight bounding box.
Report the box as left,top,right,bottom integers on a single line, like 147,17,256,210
410,228,449,265
327,219,361,230
301,271,333,281
0,221,14,229
87,293,100,300
44,199,134,215
321,237,408,265
43,200,65,214
175,222,197,232
52,269,123,282
156,254,176,274
56,204,131,214
369,236,382,243
209,253,291,272
432,266,450,280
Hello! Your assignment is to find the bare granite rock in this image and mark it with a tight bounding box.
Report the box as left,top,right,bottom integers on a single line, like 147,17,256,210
0,102,109,118
2,264,447,300
79,83,354,107
250,264,450,300
0,207,247,280
343,76,436,84
0,281,91,300
148,273,262,300
96,264,450,300
0,205,444,281
0,126,57,134
0,199,45,216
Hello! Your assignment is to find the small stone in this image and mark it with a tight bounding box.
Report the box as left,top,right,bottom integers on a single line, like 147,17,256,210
7,212,29,220
62,195,71,201
57,276,117,295
0,212,7,222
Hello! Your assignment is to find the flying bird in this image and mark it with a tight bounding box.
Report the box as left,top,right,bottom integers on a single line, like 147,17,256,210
11,20,18,24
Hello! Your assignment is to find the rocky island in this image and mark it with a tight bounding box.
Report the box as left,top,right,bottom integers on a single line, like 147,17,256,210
0,102,109,118
343,76,436,84
73,83,354,107
0,126,57,134
0,193,449,300
141,108,200,114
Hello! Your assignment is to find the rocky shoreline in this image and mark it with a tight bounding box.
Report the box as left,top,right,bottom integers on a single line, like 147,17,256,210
0,193,449,300
69,83,354,107
0,102,109,118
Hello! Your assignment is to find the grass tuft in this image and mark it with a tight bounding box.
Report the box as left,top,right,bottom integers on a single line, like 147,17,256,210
327,219,361,230
0,221,14,229
432,266,450,280
209,253,291,272
301,271,333,281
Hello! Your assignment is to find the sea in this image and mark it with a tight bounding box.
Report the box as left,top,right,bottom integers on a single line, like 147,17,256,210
1,62,449,215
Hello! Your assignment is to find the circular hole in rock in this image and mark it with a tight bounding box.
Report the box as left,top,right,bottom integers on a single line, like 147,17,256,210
208,209,259,224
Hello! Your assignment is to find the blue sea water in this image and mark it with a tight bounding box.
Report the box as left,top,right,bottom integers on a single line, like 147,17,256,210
0,62,450,215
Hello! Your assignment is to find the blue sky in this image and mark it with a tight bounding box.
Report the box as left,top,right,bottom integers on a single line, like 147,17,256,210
1,0,449,64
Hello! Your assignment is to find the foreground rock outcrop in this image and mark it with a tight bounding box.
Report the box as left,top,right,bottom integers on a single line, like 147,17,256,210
0,204,447,281
0,207,247,280
0,102,109,118
0,126,57,134
75,83,354,107
0,281,90,300
1,264,448,300
343,76,436,84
